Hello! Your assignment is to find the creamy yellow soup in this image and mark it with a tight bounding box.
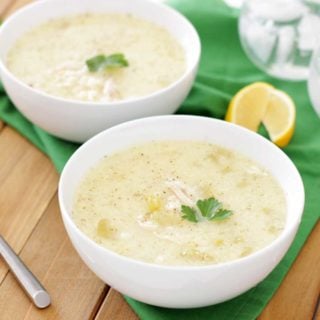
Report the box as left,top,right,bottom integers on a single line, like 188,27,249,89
73,141,286,266
7,14,186,102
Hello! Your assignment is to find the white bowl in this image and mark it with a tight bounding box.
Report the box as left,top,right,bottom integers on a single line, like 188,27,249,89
0,0,200,142
58,115,305,308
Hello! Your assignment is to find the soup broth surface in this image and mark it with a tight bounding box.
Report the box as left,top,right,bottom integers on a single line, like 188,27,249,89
73,141,286,266
7,14,186,102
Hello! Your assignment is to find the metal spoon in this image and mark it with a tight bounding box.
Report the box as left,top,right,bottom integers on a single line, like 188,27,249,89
0,235,51,308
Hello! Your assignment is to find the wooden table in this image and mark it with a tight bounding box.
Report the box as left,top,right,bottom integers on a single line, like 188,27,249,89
0,1,319,319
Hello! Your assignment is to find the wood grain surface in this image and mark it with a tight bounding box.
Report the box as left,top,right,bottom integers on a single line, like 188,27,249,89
0,0,13,17
96,290,138,320
0,127,58,283
0,1,319,320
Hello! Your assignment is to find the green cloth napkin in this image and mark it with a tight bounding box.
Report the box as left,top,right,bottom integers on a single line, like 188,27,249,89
0,0,319,319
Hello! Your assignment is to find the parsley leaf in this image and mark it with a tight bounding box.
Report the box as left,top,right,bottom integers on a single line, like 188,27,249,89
181,197,233,223
196,197,221,219
181,205,198,223
86,53,129,72
210,209,233,221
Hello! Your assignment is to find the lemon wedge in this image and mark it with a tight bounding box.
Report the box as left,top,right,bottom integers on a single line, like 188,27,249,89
262,89,296,147
225,82,296,147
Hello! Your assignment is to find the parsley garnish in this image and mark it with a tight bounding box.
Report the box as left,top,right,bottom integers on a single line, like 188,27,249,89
86,53,129,72
181,205,198,222
181,197,233,223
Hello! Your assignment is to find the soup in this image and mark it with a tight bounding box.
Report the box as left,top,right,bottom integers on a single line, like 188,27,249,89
6,14,186,102
73,141,286,266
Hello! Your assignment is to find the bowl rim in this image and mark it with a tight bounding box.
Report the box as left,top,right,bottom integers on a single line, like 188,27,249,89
58,115,305,271
0,0,201,107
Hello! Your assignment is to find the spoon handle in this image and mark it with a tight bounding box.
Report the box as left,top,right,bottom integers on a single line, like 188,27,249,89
0,235,51,308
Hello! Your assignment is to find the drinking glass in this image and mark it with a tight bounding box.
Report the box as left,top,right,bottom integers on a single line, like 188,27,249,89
308,43,320,117
224,0,243,9
239,0,320,80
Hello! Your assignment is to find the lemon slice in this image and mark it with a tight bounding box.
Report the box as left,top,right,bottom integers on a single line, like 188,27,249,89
262,89,296,147
225,82,274,131
225,82,296,147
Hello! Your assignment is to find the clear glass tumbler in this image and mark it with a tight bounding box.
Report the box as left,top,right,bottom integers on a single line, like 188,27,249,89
224,0,243,9
308,44,320,117
239,0,320,81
